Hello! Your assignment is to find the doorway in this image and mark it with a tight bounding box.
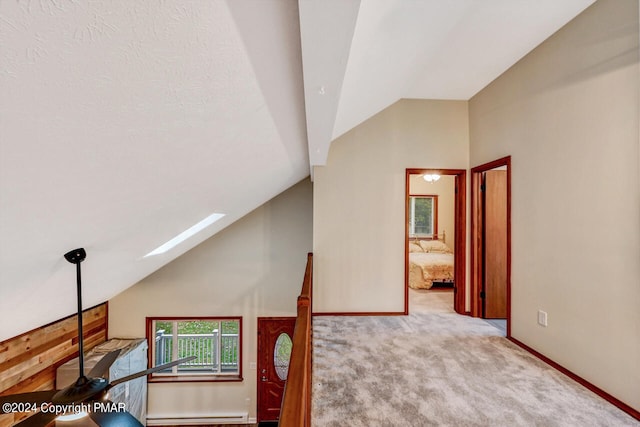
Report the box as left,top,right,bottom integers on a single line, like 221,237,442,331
257,317,296,424
405,169,466,315
471,157,511,336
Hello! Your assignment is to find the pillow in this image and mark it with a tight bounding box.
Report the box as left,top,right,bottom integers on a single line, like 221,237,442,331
409,242,424,253
418,240,452,253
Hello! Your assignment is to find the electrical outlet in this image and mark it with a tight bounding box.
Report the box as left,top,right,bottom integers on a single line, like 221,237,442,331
538,310,548,327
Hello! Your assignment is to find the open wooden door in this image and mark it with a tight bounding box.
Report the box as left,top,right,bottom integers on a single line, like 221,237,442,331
257,317,296,423
483,170,507,318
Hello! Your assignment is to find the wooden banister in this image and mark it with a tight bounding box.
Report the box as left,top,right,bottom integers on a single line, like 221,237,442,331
280,253,313,427
300,252,312,300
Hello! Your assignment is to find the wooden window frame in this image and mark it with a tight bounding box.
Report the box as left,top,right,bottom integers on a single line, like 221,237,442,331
145,316,243,383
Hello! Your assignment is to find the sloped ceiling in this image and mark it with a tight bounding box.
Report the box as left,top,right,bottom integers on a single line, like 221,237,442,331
301,0,596,165
0,0,593,341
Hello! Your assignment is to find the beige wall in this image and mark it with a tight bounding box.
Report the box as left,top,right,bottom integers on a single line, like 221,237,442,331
108,178,313,421
313,99,469,313
409,174,456,253
469,0,639,410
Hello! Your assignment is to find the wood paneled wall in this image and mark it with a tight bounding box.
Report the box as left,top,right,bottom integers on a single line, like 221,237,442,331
0,304,108,426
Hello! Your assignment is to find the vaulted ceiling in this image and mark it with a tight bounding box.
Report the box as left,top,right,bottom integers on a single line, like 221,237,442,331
0,0,594,341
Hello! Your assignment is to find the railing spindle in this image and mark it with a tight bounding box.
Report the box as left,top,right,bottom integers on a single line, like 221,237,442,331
154,330,239,373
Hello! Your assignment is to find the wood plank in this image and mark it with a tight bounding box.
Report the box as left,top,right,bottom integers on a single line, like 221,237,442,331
0,304,107,401
0,310,106,369
0,305,105,353
0,365,58,396
0,331,76,372
0,413,16,427
0,322,106,392
0,306,106,364
0,340,75,391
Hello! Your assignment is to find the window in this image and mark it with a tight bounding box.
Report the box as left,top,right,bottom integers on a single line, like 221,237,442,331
146,316,242,382
409,195,437,237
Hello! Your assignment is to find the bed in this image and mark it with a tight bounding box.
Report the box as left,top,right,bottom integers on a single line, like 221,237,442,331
408,237,454,289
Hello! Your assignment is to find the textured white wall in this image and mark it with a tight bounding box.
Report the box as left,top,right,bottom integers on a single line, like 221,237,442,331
0,0,310,343
108,178,313,421
469,0,639,410
313,99,469,313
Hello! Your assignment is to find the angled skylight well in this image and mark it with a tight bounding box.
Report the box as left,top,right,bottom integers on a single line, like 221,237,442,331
144,213,225,258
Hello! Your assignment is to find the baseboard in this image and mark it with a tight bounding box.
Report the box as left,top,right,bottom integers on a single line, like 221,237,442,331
146,412,249,425
508,337,639,421
312,311,405,316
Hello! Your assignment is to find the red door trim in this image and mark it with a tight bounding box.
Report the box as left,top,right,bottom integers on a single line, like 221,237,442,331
405,168,466,315
470,156,511,336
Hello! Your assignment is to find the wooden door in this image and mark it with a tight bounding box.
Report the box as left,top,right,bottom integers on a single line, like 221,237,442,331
483,170,507,318
257,317,296,423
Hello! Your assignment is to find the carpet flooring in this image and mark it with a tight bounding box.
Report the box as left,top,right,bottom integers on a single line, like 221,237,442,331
311,290,638,426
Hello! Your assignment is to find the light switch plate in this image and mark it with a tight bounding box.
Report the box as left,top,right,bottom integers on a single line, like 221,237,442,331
538,310,548,327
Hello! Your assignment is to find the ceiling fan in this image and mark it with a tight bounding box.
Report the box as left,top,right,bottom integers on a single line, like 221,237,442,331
0,248,195,426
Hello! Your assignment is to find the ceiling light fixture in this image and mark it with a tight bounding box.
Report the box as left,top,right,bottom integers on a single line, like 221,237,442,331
144,212,225,257
423,174,441,183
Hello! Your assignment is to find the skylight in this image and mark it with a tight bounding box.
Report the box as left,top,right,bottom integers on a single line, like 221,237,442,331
144,213,225,257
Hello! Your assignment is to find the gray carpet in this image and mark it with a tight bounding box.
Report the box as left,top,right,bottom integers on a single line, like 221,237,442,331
312,290,638,426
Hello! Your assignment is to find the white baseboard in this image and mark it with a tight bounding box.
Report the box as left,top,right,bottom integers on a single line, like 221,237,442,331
146,412,249,425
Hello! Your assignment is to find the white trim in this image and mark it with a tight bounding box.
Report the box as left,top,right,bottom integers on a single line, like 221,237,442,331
147,412,248,426
409,195,435,236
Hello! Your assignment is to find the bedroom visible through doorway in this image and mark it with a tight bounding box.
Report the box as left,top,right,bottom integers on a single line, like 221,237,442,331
405,169,466,315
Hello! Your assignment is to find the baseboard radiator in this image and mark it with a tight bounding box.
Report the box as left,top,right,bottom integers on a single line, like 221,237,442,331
146,412,249,425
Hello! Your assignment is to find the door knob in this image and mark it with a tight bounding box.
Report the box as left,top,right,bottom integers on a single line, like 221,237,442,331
261,376,267,382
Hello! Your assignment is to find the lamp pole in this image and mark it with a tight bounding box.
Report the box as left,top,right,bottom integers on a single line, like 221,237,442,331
64,248,87,379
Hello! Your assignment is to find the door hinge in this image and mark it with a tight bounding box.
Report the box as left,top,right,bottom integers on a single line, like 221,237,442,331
480,184,486,192
480,291,486,299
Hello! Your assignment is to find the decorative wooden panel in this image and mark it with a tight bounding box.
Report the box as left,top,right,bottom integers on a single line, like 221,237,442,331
0,304,108,427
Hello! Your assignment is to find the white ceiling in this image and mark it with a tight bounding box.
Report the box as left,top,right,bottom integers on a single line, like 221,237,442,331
300,0,596,165
0,0,594,341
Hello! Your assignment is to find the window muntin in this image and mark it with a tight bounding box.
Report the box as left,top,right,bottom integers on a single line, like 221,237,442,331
147,317,242,382
409,195,437,237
